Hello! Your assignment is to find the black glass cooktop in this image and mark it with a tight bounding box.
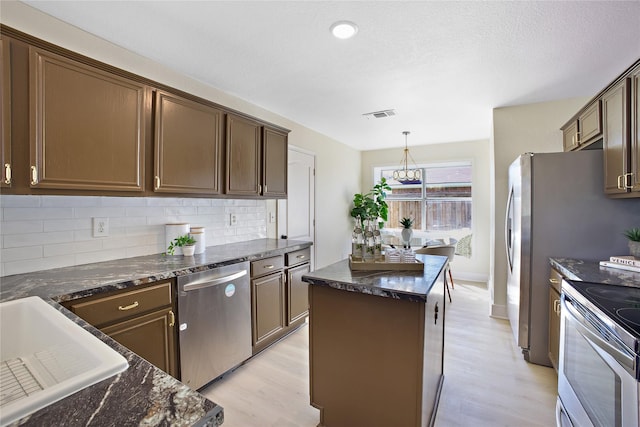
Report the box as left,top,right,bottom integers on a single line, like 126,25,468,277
566,280,640,343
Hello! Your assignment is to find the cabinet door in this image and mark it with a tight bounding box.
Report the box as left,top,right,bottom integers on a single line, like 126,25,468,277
252,272,285,349
632,67,640,193
548,286,561,372
102,308,177,377
1,36,11,188
562,120,579,152
287,263,310,325
602,78,631,195
578,101,602,146
226,113,261,196
29,47,147,191
154,91,223,194
262,127,287,197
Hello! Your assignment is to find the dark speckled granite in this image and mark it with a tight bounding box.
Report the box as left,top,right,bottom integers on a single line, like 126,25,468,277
1,239,311,427
550,257,640,287
301,254,447,303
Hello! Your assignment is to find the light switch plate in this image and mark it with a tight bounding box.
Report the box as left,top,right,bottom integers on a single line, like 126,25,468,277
93,217,109,237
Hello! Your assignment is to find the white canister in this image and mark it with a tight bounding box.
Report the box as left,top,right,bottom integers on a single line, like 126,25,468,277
165,223,190,255
190,230,205,254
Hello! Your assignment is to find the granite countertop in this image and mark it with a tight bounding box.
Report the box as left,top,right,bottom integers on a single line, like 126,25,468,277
302,254,447,303
1,238,311,427
550,257,640,287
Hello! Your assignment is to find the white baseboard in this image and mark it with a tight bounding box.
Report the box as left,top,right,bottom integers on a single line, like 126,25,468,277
491,304,508,319
451,271,489,284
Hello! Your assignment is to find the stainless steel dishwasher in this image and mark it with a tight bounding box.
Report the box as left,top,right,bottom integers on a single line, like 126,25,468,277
177,261,251,390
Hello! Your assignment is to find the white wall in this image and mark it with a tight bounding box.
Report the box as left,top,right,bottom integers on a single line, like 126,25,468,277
361,139,491,282
0,2,361,273
490,97,590,317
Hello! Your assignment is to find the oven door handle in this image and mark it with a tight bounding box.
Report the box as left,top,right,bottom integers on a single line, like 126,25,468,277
562,295,635,373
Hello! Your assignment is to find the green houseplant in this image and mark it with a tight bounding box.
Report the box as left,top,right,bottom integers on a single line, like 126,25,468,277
624,227,640,258
167,234,197,256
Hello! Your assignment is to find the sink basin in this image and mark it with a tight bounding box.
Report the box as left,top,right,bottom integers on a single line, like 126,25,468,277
0,296,128,426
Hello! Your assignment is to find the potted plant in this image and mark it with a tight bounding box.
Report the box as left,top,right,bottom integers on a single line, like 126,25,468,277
400,217,414,247
624,227,640,258
167,234,197,256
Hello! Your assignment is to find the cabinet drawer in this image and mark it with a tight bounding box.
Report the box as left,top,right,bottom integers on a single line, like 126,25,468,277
286,248,311,266
69,281,173,327
251,255,284,278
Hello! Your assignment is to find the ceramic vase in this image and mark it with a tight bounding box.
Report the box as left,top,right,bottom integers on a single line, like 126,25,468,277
401,228,413,248
630,241,640,259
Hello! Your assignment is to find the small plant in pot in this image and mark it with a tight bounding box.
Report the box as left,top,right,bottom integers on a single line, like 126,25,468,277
167,234,197,256
400,217,414,247
624,227,640,259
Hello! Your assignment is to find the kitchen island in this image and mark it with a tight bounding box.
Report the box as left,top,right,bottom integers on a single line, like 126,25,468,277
302,254,447,427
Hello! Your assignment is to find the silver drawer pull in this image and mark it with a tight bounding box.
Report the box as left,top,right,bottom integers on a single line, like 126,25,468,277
296,255,306,259
118,301,139,311
264,265,274,269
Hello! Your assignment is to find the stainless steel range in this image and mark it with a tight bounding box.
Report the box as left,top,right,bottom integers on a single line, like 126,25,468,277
558,279,640,427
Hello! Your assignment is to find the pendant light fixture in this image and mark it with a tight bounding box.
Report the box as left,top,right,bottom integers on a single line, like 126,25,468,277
392,131,422,184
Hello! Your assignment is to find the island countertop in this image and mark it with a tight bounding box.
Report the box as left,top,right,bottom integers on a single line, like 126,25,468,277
1,238,311,427
302,254,447,303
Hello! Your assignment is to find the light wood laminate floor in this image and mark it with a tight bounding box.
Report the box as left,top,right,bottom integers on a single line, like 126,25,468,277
201,281,557,426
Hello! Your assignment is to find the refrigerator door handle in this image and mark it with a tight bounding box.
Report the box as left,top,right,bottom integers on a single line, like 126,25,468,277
505,187,514,271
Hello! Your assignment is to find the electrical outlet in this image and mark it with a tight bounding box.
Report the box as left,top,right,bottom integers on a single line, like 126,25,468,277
269,211,276,223
93,217,109,237
230,213,237,226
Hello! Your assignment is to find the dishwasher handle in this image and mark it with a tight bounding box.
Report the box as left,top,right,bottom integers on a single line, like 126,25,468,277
182,269,247,292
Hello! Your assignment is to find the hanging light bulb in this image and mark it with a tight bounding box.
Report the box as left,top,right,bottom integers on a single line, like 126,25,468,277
392,131,422,183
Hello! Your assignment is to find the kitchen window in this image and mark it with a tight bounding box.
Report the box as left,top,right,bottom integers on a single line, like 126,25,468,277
375,162,472,247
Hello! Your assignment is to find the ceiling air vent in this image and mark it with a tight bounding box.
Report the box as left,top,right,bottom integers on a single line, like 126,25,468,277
363,109,396,119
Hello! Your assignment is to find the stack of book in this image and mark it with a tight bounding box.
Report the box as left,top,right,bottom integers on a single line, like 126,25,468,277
600,256,640,273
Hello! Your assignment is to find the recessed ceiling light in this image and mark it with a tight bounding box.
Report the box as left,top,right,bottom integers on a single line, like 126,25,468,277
330,21,358,39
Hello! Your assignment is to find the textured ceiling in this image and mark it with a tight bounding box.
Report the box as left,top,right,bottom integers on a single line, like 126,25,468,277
20,1,640,151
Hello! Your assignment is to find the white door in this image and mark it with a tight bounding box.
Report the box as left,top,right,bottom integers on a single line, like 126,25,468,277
278,147,315,268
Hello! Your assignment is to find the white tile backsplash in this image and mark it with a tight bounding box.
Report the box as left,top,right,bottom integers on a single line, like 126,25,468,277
0,195,268,276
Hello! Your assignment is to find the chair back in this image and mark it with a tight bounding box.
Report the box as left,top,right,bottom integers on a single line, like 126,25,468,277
415,245,455,263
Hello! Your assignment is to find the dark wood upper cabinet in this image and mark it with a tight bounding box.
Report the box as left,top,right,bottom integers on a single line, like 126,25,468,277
226,113,261,196
1,36,11,188
602,78,630,195
154,90,223,194
29,46,147,191
262,126,287,198
631,66,640,193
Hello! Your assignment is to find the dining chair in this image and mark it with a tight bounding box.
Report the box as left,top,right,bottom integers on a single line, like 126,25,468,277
415,245,455,302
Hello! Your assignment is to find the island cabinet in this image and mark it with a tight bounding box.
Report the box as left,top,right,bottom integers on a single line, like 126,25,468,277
303,256,447,427
225,113,288,198
28,46,148,192
63,280,178,378
548,268,563,372
1,36,11,188
153,90,223,194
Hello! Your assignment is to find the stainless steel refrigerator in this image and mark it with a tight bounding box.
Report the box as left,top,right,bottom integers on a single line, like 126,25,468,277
505,150,640,367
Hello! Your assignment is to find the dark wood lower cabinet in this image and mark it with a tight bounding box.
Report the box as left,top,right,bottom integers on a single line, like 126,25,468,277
251,249,311,354
287,263,310,325
102,307,177,377
63,280,178,378
252,271,286,353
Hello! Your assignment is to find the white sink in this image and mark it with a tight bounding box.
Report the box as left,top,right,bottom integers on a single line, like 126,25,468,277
0,296,128,426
